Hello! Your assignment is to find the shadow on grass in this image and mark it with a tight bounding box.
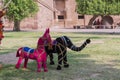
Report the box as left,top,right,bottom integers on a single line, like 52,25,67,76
1,52,120,80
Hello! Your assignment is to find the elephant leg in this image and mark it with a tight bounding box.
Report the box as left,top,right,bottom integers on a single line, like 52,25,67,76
23,58,28,68
63,51,69,68
49,53,54,65
15,57,23,69
57,53,63,70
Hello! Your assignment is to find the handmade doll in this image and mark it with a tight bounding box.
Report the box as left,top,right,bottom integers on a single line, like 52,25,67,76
45,36,91,70
15,28,52,72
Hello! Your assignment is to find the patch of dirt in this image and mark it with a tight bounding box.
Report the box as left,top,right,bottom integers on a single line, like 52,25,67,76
0,52,17,64
90,73,100,78
0,52,33,64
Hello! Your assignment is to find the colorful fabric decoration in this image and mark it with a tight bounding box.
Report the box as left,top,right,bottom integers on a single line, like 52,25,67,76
23,47,35,54
45,36,91,70
15,28,52,72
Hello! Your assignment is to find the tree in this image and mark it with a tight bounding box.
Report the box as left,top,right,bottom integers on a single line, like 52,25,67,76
76,0,120,25
4,0,39,31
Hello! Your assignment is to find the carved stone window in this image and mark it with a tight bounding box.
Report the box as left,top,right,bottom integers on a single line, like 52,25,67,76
58,15,64,19
78,15,84,19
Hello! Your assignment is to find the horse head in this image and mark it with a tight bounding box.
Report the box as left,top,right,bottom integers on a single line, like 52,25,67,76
37,28,52,49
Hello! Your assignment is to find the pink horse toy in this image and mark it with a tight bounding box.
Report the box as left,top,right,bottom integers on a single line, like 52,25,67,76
15,28,52,72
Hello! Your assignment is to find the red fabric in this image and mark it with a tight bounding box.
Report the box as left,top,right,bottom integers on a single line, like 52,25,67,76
15,47,48,72
15,28,52,72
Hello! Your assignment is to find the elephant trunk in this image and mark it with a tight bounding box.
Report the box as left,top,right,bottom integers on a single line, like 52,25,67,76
69,39,90,51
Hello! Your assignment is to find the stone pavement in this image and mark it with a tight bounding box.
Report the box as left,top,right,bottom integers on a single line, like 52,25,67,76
4,28,120,34
39,28,120,34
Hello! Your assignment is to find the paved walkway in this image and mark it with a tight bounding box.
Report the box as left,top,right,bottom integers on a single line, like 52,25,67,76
36,28,120,34
5,28,120,34
49,28,120,34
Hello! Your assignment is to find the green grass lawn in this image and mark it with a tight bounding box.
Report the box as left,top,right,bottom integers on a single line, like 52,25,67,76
0,31,120,80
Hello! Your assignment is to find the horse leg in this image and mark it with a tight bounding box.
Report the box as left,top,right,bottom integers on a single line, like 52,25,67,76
36,60,42,72
23,58,28,68
57,52,63,70
49,53,55,65
15,57,23,69
63,51,69,68
43,61,48,72
42,53,48,72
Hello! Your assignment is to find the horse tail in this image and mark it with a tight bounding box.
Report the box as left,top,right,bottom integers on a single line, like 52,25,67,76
69,38,91,51
16,47,23,57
